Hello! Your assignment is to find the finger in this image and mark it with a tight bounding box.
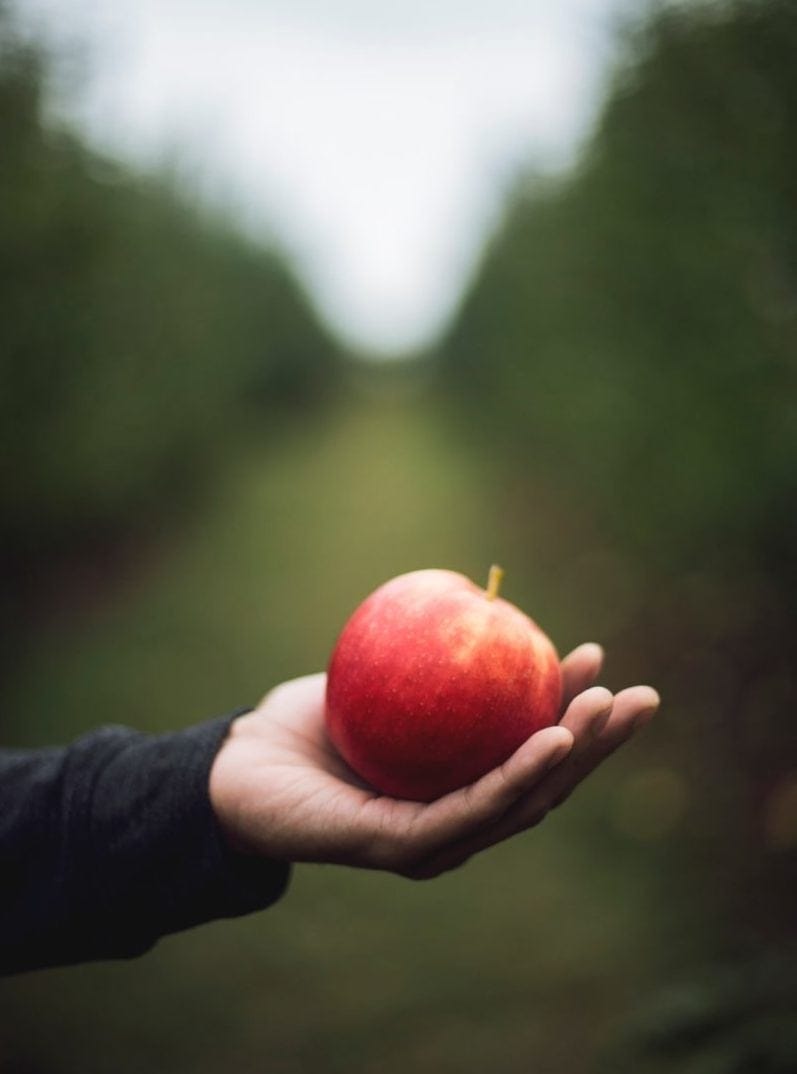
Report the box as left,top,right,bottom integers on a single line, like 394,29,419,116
534,685,615,796
412,688,613,875
507,683,660,817
560,643,604,710
584,685,659,757
418,686,658,876
558,684,614,741
408,725,574,856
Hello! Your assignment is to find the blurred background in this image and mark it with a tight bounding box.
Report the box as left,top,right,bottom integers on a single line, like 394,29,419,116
1,0,796,1070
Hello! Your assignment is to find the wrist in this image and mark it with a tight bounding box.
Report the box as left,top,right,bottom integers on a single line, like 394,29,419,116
209,714,254,855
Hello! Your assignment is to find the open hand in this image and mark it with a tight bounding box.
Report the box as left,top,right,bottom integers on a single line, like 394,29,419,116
209,644,659,880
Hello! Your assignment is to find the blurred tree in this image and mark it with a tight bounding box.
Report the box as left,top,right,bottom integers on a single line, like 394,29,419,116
437,0,797,952
0,4,339,641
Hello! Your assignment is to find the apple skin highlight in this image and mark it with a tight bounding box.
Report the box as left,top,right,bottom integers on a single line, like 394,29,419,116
325,568,563,802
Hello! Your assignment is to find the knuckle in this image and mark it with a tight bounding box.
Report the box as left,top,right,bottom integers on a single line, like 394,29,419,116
461,780,481,818
468,768,515,828
492,762,516,807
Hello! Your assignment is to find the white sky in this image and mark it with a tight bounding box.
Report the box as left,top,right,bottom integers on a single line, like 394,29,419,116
20,0,634,355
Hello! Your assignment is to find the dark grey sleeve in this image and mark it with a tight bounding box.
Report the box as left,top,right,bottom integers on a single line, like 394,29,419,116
0,712,291,975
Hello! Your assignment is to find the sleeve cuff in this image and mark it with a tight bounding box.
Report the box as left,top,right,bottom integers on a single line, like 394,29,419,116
68,711,291,962
164,711,292,922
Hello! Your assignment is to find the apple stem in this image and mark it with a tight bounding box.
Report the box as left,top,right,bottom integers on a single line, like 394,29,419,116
485,564,504,601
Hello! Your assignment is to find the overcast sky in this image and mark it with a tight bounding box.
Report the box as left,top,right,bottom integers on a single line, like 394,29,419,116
20,0,637,354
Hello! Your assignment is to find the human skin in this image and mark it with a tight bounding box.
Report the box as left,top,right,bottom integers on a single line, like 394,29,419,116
209,643,659,880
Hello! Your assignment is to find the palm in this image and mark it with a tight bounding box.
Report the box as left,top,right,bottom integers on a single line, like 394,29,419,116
213,675,391,864
210,644,659,878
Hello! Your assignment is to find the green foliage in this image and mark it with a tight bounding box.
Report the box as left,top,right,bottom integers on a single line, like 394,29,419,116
440,0,797,571
0,7,338,552
0,393,690,1074
2,2,796,1070
437,0,797,1022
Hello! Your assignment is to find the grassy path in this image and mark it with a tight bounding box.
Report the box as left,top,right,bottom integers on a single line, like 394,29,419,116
2,393,669,1074
5,393,494,743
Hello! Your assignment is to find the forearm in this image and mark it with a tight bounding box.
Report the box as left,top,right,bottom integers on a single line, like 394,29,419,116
0,714,290,975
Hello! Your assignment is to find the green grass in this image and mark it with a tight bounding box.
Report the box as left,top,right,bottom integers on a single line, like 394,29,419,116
1,393,685,1074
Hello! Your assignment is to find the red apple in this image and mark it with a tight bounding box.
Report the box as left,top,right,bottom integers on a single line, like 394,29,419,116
325,566,562,801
